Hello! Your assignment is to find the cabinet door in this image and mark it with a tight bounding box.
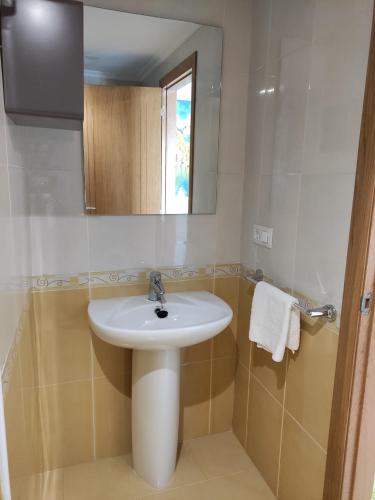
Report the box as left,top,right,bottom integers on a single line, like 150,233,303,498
83,85,161,215
2,0,83,129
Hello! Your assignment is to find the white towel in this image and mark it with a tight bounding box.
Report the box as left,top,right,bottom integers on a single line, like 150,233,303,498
249,281,300,362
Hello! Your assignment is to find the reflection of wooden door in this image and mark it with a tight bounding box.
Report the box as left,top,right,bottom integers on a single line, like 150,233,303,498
83,85,161,214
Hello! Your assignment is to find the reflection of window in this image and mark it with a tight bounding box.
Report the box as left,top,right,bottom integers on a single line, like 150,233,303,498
160,52,197,214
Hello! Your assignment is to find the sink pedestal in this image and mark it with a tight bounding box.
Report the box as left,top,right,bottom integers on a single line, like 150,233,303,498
132,348,180,489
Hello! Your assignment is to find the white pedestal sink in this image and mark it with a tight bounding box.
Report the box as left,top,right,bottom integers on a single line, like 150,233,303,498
88,291,232,489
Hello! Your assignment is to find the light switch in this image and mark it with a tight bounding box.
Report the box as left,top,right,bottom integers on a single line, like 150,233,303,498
253,224,273,249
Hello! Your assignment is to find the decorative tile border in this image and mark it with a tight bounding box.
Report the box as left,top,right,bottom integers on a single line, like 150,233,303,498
28,263,242,292
87,269,147,287
31,274,79,291
214,263,242,277
157,266,208,282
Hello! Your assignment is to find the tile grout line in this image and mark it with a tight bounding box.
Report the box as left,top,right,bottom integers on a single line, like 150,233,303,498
284,407,327,456
138,470,252,498
208,338,214,435
208,270,218,434
251,361,327,456
89,336,97,461
251,372,283,409
244,342,252,445
276,350,288,497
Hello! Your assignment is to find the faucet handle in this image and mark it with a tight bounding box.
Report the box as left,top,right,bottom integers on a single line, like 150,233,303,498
150,271,162,282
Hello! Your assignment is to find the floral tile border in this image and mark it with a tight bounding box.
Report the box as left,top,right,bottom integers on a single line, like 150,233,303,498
28,263,242,292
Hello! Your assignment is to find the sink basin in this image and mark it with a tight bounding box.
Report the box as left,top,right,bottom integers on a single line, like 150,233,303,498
88,290,232,490
88,291,233,350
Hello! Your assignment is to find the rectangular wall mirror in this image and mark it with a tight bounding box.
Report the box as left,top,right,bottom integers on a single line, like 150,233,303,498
83,7,223,215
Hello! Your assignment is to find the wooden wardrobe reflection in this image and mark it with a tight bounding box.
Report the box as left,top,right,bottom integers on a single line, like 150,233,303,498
83,85,161,214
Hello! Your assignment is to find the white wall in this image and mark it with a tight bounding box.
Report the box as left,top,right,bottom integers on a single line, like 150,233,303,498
241,0,373,314
0,62,32,499
0,67,31,371
8,0,252,281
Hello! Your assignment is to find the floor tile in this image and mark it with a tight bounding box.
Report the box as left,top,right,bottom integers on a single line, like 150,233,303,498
184,431,255,478
11,469,64,500
139,470,275,499
63,455,154,500
10,432,275,500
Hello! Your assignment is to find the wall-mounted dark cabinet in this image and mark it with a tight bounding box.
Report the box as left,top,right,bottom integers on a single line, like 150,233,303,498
1,0,83,130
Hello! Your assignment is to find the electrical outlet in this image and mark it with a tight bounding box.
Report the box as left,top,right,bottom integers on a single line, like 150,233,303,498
253,224,273,249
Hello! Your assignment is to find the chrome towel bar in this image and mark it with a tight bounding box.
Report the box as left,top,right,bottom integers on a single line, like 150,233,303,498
248,269,337,323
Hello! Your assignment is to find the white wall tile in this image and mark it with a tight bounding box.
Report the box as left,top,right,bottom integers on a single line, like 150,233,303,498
302,0,372,175
27,168,85,216
240,169,260,270
30,216,88,276
253,173,301,288
219,74,250,174
222,0,252,77
246,69,267,177
88,216,157,271
6,124,83,171
215,173,243,264
8,166,29,216
242,0,372,314
0,60,32,372
249,0,271,73
268,0,316,65
293,174,355,312
155,215,217,267
262,46,311,175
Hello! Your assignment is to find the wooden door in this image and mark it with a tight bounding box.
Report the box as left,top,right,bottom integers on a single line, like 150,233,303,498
323,4,375,499
83,85,161,215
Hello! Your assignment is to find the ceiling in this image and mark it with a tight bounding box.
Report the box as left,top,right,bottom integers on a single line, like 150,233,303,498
84,7,200,83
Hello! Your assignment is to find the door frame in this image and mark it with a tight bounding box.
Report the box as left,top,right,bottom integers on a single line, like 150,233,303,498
323,3,375,499
159,52,197,214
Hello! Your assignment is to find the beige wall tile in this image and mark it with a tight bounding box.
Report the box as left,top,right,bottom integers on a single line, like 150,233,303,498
6,385,44,480
232,362,250,447
94,373,132,459
92,333,132,381
6,385,43,479
180,361,210,440
39,380,94,469
32,289,91,386
210,357,235,433
22,387,44,475
251,347,286,403
181,340,211,365
278,413,326,500
11,469,64,500
4,352,30,479
237,279,254,368
285,320,338,450
213,327,237,358
18,304,39,389
246,377,283,494
4,307,44,482
213,276,239,334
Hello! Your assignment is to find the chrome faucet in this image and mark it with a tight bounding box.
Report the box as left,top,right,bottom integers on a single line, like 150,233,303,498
148,271,165,302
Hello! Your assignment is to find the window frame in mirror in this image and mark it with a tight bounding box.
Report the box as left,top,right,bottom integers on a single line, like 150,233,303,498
159,51,197,214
